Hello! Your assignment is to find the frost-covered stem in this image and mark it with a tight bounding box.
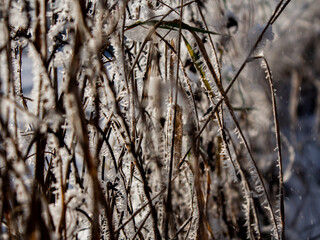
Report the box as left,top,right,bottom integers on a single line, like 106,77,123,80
164,1,184,238
229,135,261,239
258,56,285,239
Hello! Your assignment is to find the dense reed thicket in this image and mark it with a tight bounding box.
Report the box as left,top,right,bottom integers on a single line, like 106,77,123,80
0,0,293,239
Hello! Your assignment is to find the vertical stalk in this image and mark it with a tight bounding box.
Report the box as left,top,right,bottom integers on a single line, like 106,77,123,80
164,0,184,239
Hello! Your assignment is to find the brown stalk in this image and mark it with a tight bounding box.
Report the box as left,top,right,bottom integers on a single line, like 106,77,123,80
164,0,184,238
251,55,285,239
